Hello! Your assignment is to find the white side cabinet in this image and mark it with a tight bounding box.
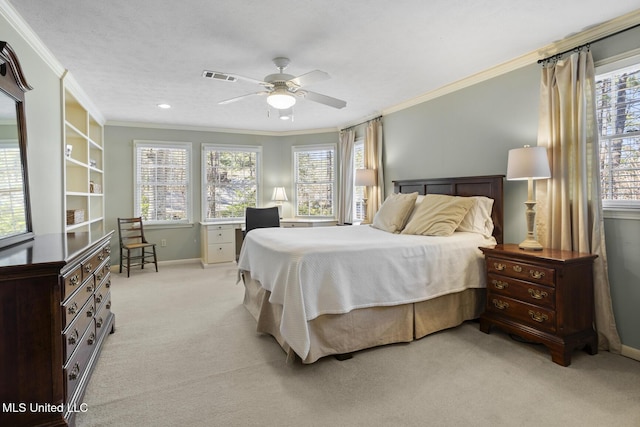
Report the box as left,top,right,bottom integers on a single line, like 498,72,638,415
200,223,240,267
280,218,338,228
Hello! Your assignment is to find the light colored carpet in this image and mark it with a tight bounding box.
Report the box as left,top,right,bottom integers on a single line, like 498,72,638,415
77,263,640,427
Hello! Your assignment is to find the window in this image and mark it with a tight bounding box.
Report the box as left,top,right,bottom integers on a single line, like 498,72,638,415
595,55,640,208
353,139,365,221
202,145,261,220
134,141,191,224
293,144,336,217
0,141,26,236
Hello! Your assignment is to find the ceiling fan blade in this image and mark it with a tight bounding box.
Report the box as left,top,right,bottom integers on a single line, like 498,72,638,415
218,91,269,105
301,90,347,109
203,70,273,88
289,70,330,87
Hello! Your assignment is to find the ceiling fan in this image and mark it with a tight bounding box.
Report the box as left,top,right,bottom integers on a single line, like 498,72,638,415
202,57,347,111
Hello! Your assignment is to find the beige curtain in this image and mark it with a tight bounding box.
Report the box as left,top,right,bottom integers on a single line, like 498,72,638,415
337,129,355,224
364,118,384,219
536,50,621,352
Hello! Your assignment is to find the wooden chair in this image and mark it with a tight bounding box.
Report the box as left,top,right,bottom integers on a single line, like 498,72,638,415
244,207,280,236
117,217,158,277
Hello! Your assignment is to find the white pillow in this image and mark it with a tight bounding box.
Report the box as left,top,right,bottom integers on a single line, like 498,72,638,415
401,194,475,236
371,192,419,233
456,196,494,237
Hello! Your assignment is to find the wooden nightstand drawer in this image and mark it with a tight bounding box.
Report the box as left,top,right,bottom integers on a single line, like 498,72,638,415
486,256,555,286
487,295,556,333
487,274,555,309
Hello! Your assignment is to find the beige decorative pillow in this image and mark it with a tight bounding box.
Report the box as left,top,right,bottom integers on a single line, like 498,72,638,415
371,192,419,233
401,194,475,236
456,196,494,237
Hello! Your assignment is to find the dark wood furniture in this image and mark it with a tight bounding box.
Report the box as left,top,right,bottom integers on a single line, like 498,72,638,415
0,231,114,427
117,217,158,277
479,244,598,366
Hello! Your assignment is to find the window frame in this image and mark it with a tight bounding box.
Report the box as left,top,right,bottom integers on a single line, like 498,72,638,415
133,140,192,226
201,144,262,222
292,143,337,218
353,138,365,222
595,50,640,215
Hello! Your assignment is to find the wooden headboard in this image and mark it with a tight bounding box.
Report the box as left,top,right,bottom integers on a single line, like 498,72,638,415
393,175,504,244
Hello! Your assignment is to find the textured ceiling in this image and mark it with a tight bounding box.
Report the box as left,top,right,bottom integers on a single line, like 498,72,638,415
8,1,640,133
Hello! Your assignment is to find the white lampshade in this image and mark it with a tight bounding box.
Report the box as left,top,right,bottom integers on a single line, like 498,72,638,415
271,187,288,202
355,169,376,186
507,146,551,180
267,91,296,109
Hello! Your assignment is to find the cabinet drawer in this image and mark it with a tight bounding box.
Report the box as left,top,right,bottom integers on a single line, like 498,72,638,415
486,257,555,287
64,322,97,402
487,295,556,333
281,221,310,228
207,243,235,263
62,279,94,329
81,249,104,282
62,297,95,363
62,265,83,301
487,273,555,309
207,228,234,243
95,291,112,340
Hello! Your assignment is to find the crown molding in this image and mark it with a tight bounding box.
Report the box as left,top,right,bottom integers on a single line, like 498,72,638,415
105,120,338,137
383,9,640,116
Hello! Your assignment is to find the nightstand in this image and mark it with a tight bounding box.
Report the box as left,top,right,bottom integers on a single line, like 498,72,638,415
479,244,598,366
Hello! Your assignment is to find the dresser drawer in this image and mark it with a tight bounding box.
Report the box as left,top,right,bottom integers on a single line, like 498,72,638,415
486,256,555,287
62,297,95,363
487,273,555,309
62,280,95,329
64,322,97,402
281,221,310,228
62,265,83,301
81,248,105,282
487,295,556,333
207,228,234,243
95,291,112,340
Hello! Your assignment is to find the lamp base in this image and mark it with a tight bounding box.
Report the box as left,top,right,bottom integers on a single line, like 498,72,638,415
518,238,544,251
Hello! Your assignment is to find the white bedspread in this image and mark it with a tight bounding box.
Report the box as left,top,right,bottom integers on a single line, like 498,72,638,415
238,225,496,359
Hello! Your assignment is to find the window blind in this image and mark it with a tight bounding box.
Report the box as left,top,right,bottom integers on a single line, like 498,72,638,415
294,145,335,217
0,142,26,235
134,142,191,223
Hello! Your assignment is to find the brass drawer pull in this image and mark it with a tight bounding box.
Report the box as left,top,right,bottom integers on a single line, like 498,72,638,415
105,279,111,288
105,262,111,271
105,246,111,255
96,293,103,304
512,265,523,273
492,299,509,310
530,270,545,280
86,283,94,293
87,332,96,346
68,302,78,315
86,306,95,318
69,363,80,381
528,310,549,323
98,253,105,261
84,263,93,273
68,329,79,345
493,262,506,271
96,317,103,328
528,288,548,300
96,272,104,281
492,279,508,289
69,274,80,286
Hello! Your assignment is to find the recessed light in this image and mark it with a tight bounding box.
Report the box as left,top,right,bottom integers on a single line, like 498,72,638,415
157,103,171,109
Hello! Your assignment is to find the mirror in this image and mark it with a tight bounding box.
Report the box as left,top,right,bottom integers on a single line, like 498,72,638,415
0,41,33,249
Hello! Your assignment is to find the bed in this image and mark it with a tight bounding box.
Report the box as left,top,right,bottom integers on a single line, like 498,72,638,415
238,175,504,363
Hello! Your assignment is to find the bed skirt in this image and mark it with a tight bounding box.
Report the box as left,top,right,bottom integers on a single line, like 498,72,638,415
241,271,486,364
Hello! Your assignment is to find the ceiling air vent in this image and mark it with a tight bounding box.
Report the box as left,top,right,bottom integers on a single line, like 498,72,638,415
202,70,236,82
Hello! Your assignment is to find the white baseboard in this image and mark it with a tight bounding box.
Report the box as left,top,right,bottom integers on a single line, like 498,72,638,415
621,344,640,362
158,258,201,266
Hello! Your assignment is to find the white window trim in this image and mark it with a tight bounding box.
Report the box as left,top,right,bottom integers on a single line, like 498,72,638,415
595,50,640,218
133,140,192,226
292,143,337,218
201,144,262,222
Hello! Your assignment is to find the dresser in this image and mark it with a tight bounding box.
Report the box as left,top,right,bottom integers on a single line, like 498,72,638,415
0,231,115,427
479,244,598,366
200,222,240,266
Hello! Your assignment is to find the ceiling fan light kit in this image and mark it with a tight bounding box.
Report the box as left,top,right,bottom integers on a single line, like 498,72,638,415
205,57,346,116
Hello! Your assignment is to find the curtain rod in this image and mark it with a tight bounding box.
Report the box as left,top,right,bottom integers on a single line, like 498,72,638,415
341,115,382,132
538,23,640,65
